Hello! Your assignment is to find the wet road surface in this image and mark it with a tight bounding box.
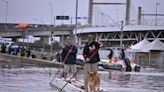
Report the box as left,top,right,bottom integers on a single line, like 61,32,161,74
0,63,164,92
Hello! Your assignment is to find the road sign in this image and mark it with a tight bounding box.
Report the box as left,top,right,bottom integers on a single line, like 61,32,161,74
56,16,69,20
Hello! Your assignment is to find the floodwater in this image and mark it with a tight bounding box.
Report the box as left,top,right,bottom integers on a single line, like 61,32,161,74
0,62,164,92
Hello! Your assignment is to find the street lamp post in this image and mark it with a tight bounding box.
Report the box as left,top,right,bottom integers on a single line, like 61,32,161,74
100,12,124,47
120,20,123,47
142,10,145,24
48,4,53,55
48,4,53,25
75,0,78,45
101,12,118,26
2,0,8,23
33,18,44,24
155,2,160,31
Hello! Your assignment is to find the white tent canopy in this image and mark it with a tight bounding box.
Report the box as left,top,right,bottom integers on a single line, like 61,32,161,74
130,39,150,52
143,39,164,51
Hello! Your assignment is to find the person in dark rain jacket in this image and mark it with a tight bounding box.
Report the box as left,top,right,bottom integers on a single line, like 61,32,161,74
82,34,103,91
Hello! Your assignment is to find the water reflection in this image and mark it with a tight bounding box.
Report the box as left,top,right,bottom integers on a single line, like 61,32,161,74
0,61,36,69
0,67,56,92
108,71,131,81
100,69,164,92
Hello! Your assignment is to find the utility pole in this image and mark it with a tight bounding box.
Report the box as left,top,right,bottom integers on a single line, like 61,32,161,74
48,3,53,55
120,20,124,47
155,2,160,31
2,0,8,23
88,0,93,26
75,0,78,44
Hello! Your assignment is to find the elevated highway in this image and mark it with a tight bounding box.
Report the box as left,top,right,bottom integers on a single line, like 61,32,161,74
0,23,75,46
0,23,74,37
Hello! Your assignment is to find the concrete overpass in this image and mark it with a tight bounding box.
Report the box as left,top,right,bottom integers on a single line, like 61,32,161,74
0,23,74,37
0,27,73,37
0,23,75,45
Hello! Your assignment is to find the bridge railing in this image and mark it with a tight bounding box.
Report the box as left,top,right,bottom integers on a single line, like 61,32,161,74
92,18,164,27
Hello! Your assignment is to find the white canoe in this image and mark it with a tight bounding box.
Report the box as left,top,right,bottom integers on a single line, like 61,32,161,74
50,78,85,92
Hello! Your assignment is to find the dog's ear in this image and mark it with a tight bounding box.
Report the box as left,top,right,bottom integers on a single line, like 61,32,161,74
88,71,92,77
93,72,97,75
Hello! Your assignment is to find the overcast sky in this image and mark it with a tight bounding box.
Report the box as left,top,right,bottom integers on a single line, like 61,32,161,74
0,0,164,26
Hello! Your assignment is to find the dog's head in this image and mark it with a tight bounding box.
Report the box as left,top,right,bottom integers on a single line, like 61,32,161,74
88,71,100,89
88,72,97,80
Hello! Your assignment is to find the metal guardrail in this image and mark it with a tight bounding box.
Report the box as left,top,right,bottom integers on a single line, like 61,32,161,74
91,19,164,27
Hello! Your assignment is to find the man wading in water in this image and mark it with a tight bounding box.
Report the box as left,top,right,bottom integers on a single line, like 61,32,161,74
82,34,103,91
61,37,78,81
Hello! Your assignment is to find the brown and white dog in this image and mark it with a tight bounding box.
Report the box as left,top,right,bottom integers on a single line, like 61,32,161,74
88,72,100,92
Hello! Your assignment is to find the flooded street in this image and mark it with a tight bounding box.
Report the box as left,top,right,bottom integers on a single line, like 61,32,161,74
0,67,54,92
100,68,164,92
0,64,164,92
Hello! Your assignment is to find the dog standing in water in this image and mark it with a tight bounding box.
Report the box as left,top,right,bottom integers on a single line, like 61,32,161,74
88,72,100,92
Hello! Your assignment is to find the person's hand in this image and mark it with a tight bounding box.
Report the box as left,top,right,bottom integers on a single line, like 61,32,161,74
99,43,104,48
61,63,64,68
69,49,72,53
86,58,90,62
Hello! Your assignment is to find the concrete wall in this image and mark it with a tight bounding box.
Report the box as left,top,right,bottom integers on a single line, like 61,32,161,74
0,53,83,70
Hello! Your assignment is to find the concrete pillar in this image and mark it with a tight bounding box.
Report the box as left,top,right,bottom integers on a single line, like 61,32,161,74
88,0,93,26
137,7,142,25
59,35,64,47
125,0,131,25
78,37,82,46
